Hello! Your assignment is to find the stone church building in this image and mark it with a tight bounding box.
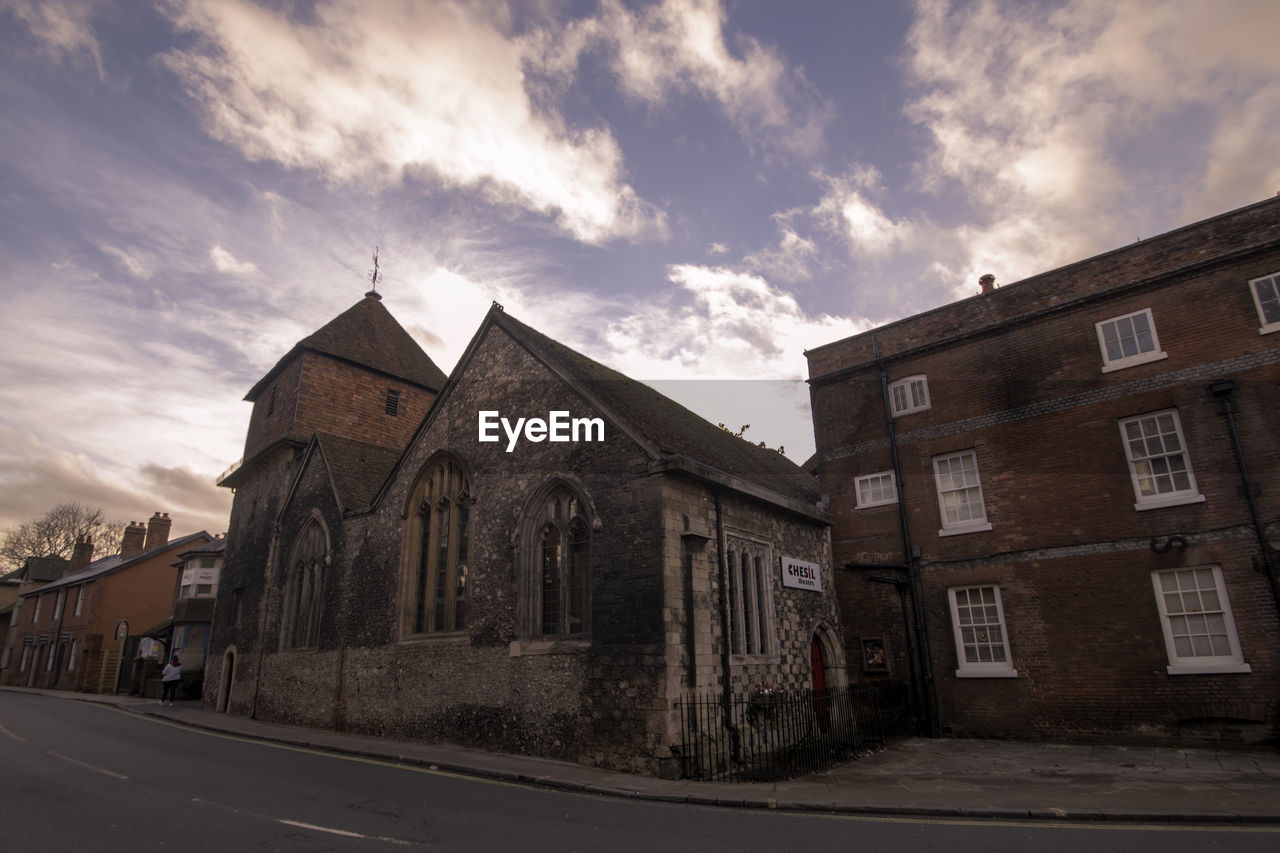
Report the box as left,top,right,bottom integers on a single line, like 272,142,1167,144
208,292,840,775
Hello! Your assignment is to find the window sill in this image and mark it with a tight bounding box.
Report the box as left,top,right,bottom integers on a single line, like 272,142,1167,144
1260,323,1280,335
1101,351,1167,373
509,639,590,657
1166,662,1252,675
730,653,781,665
955,668,1018,679
938,522,993,537
856,501,898,510
398,632,470,646
1134,493,1205,512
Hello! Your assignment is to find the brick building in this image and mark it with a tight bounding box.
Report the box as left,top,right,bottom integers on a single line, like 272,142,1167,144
4,514,213,692
209,293,838,775
806,197,1280,745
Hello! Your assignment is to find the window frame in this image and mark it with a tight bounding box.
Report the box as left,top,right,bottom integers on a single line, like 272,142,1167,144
888,375,931,417
1095,308,1167,372
932,450,992,536
401,456,472,640
280,516,329,650
726,539,776,659
1249,272,1280,334
74,585,85,617
521,483,593,643
948,585,1017,678
1150,566,1251,675
1118,409,1204,511
53,589,65,621
854,471,897,509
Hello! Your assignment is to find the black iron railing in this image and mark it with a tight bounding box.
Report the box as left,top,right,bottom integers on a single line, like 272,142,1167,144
676,682,911,781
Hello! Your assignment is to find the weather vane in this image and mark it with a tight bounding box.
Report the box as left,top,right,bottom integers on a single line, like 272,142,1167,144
366,246,382,299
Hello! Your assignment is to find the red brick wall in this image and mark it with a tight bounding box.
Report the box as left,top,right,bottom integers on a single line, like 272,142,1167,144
810,200,1280,744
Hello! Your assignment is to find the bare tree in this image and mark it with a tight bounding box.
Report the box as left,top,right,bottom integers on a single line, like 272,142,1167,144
0,502,125,572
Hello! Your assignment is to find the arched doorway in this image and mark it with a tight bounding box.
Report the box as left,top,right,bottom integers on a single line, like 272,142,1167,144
217,647,236,713
811,634,829,733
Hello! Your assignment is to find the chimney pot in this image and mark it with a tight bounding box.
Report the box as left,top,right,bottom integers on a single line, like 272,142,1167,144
978,273,997,294
145,511,173,551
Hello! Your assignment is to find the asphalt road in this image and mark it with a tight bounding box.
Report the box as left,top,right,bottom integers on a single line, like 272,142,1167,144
0,692,1273,852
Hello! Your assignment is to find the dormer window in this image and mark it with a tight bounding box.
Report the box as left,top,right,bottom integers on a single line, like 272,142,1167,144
889,375,930,416
385,388,401,416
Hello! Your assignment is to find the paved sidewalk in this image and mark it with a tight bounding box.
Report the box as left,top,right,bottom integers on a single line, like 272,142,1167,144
5,686,1278,823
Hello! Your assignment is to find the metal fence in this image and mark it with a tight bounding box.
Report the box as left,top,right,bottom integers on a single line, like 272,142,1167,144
676,682,912,781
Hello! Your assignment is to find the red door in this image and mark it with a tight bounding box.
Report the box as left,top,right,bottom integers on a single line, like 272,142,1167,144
811,636,829,733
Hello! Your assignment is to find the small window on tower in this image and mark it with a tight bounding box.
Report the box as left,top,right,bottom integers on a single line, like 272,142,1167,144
385,389,401,416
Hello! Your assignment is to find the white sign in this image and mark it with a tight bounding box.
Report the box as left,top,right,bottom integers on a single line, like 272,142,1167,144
780,556,822,592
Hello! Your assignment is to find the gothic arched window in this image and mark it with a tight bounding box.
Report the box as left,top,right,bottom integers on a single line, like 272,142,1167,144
404,457,471,636
527,484,591,639
282,517,328,649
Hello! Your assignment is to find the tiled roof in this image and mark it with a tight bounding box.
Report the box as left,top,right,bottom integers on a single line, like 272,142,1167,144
28,531,213,595
316,432,402,511
492,311,821,508
18,556,69,582
246,293,448,400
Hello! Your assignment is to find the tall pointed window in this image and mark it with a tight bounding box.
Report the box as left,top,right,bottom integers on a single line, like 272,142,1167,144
405,457,471,636
536,487,590,638
520,482,591,641
282,517,328,649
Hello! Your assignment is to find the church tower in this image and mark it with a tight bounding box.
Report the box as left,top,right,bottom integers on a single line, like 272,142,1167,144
213,290,447,702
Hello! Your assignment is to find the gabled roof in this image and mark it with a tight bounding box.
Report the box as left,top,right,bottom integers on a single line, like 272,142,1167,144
489,311,822,511
316,432,402,512
26,531,213,596
245,293,448,400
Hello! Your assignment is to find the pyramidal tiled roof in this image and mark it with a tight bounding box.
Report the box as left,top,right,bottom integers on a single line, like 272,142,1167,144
247,293,448,400
490,311,822,509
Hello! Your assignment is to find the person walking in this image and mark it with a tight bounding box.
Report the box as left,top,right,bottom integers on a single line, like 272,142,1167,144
160,655,182,706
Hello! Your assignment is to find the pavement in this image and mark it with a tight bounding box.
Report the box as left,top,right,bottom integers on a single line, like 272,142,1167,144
5,685,1279,824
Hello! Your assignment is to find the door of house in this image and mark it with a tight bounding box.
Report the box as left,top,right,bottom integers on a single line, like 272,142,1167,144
810,636,829,733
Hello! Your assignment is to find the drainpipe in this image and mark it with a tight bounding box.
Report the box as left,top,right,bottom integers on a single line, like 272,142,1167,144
713,492,741,763
1206,379,1280,618
874,336,940,737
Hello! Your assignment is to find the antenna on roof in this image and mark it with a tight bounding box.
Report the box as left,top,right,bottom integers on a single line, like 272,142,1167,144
365,246,383,300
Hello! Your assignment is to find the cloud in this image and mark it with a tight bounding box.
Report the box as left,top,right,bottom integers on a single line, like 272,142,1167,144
706,241,730,256
210,244,260,276
159,0,666,245
897,0,1280,298
743,224,819,282
2,0,104,77
531,0,828,158
101,244,151,279
0,426,231,540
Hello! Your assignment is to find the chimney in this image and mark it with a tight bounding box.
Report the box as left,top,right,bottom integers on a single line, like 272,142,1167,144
120,520,147,558
69,535,95,573
145,512,172,551
978,273,997,295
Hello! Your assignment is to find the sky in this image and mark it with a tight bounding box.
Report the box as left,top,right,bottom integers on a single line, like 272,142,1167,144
1,0,1278,544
